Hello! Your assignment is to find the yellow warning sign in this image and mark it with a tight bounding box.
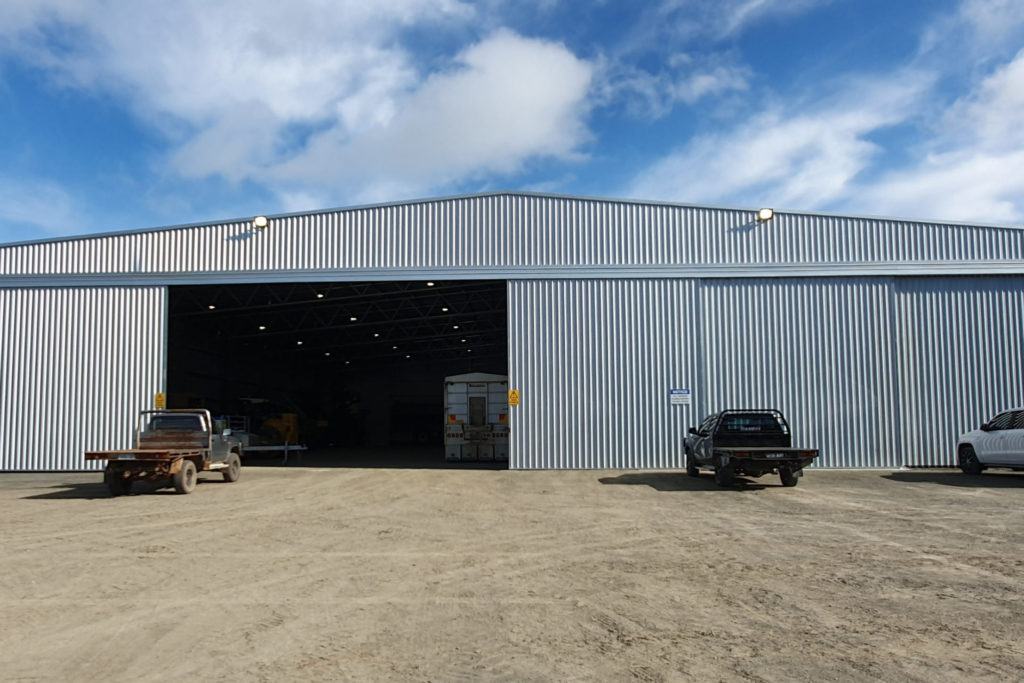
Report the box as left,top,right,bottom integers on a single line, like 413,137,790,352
508,390,521,406
154,393,166,409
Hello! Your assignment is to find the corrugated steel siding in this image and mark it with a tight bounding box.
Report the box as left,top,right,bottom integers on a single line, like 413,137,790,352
2,194,1023,277
508,279,700,469
0,287,165,471
700,278,899,468
895,277,1024,467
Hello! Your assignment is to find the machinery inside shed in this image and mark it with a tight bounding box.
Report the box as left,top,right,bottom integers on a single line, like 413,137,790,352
166,280,508,466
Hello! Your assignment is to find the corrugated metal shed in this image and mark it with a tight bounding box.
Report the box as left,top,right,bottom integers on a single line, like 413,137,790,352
2,191,1024,471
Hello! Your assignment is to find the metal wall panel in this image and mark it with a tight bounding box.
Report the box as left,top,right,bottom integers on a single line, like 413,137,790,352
508,279,700,469
2,193,1023,278
700,279,899,468
895,277,1024,467
0,287,165,471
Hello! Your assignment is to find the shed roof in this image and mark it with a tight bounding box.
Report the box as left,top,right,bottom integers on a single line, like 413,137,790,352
2,191,1023,285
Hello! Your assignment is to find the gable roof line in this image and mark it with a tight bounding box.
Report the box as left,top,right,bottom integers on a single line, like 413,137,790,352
2,189,1022,250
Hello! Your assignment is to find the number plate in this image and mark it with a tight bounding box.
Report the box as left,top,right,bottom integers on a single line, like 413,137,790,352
118,454,136,460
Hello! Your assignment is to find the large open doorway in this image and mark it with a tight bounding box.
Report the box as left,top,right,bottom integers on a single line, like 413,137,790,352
166,280,508,467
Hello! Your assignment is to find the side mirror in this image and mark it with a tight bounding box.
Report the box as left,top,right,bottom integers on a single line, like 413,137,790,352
980,423,991,432
688,427,698,435
223,429,232,437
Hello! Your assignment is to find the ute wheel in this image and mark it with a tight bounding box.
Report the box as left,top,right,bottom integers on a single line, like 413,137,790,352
959,445,982,475
714,466,735,487
685,451,700,478
779,467,800,487
172,459,198,494
222,452,241,483
104,466,132,497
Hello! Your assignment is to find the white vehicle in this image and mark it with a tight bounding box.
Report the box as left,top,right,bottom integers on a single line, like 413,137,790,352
957,408,1024,475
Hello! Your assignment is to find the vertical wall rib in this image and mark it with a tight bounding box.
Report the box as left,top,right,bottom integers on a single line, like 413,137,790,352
896,277,1024,467
0,287,166,471
508,279,700,470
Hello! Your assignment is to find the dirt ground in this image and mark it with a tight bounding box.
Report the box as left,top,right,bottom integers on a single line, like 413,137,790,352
2,457,1023,682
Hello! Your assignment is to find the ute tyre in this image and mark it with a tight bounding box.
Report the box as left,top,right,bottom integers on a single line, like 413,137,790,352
685,451,700,478
172,459,198,494
714,466,734,487
104,466,132,497
959,445,983,475
223,452,241,483
780,467,800,487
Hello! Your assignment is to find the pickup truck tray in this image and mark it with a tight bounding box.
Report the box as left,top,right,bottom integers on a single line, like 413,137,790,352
85,449,206,461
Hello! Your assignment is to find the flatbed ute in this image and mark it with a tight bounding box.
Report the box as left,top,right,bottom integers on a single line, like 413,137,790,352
684,409,818,487
86,409,242,495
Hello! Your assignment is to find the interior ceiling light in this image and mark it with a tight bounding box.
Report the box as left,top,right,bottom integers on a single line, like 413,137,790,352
253,215,268,229
207,305,216,310
324,352,331,357
296,340,303,346
452,325,459,329
460,338,466,343
373,332,380,338
757,207,775,222
258,325,267,331
405,354,411,359
392,345,398,350
441,307,449,312
426,282,435,287
349,316,358,322
316,293,325,299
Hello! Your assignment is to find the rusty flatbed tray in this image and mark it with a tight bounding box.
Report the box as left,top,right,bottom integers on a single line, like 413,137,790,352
85,449,206,461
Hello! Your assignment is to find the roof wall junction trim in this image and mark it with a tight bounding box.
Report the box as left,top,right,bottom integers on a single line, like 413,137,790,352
2,261,1023,288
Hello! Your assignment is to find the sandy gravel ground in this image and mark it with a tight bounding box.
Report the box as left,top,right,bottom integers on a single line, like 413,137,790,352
1,459,1023,682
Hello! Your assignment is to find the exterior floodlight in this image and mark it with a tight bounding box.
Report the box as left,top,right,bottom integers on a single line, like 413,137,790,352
757,208,775,222
253,215,269,229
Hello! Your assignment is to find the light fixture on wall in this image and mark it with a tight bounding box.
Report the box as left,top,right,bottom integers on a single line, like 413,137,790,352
757,208,775,222
253,215,269,229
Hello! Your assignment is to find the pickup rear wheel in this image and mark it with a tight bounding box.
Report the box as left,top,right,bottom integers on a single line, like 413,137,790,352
779,467,800,487
222,452,241,483
714,466,734,487
172,459,198,494
685,451,700,477
104,466,132,496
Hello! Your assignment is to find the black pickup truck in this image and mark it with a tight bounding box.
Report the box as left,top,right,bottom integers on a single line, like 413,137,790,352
684,409,818,487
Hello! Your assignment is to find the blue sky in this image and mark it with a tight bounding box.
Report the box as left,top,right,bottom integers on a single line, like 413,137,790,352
1,0,1023,244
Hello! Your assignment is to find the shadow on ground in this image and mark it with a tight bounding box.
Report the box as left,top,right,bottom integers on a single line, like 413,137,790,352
243,446,507,470
21,477,235,500
884,470,1024,488
598,472,776,492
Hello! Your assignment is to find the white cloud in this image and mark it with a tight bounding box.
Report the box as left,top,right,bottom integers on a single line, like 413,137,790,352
853,50,1024,223
921,0,1024,59
626,0,1024,226
0,1,594,205
718,0,827,37
626,72,932,210
272,30,594,199
596,54,750,119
